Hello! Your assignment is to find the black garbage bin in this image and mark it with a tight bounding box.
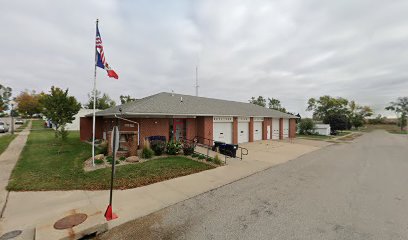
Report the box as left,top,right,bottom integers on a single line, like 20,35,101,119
219,143,238,158
212,141,224,151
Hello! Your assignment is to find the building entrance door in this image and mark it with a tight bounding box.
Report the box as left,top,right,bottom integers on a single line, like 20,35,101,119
173,119,186,141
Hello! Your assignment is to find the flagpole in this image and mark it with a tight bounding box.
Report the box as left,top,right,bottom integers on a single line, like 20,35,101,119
92,19,99,167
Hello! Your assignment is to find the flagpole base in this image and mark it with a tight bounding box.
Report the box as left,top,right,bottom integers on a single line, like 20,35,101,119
104,205,118,221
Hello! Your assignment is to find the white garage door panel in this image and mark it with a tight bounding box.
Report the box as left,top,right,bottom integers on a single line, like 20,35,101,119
266,125,271,140
272,119,280,140
238,122,249,143
254,122,263,141
283,119,289,138
213,122,233,144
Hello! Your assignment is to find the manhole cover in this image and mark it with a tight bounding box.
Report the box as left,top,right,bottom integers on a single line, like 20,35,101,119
54,213,88,230
0,230,22,240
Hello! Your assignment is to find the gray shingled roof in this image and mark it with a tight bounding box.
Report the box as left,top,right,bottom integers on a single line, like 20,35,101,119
90,92,297,118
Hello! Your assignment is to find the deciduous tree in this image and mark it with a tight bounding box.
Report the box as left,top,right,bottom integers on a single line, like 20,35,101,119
15,90,43,117
249,96,266,107
41,87,81,140
85,90,116,110
0,84,12,112
298,118,315,135
268,98,286,113
349,100,373,129
385,97,408,131
324,112,349,133
120,95,136,104
307,96,350,120
307,96,374,132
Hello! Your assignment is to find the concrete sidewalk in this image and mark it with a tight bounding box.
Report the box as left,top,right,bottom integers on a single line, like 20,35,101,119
0,138,330,236
0,121,32,217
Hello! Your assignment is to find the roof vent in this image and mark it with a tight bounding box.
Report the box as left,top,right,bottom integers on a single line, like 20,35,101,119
180,96,183,103
171,90,174,96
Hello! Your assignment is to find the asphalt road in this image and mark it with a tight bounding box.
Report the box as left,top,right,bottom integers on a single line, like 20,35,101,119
100,130,408,240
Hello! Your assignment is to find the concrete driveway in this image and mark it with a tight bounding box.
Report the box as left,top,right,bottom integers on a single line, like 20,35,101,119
98,130,408,240
239,139,331,165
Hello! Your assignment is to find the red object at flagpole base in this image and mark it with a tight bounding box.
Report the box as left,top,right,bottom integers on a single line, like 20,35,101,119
104,205,118,221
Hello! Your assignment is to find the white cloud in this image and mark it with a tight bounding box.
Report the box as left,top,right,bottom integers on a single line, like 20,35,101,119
1,0,407,117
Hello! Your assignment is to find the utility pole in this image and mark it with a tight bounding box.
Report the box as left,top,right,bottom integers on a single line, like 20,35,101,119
10,101,14,134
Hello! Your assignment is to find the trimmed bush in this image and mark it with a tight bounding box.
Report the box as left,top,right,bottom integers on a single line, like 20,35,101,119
142,147,154,159
97,141,108,155
191,153,199,158
150,140,166,156
166,141,182,155
106,156,113,163
182,142,195,156
106,156,120,165
95,159,104,165
119,156,126,161
197,155,206,160
298,118,315,135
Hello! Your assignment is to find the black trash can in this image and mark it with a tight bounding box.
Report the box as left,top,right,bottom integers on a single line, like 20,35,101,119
219,143,238,158
212,141,224,151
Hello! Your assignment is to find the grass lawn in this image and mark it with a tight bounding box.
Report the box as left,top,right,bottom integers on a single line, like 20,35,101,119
7,121,214,191
0,134,17,155
297,134,332,140
364,124,407,134
336,131,352,136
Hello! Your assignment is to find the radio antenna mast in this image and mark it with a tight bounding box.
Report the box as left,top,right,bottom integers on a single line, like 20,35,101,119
195,66,199,96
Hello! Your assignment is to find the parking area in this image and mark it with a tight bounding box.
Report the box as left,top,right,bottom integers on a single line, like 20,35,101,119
238,139,332,165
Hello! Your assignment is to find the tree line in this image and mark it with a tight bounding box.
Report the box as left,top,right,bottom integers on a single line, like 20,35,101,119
0,84,138,140
249,95,407,134
8,90,137,118
306,96,373,133
249,96,289,113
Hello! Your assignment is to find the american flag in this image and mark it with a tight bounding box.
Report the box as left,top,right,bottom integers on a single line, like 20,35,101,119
95,25,118,79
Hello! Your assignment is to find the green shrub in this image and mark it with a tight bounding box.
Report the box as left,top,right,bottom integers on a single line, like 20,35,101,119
119,156,126,161
213,155,222,165
96,141,108,155
182,142,195,156
166,141,182,155
106,156,113,163
150,140,166,156
197,155,206,160
298,118,315,135
95,159,104,165
105,156,120,165
142,147,154,159
191,153,199,158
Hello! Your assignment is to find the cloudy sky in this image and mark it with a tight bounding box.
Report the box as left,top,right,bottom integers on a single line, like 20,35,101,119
1,0,408,117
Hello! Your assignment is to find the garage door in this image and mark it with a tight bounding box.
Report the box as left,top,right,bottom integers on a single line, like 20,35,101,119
213,117,233,144
283,119,289,138
238,117,249,143
253,118,263,141
266,125,271,140
272,118,280,140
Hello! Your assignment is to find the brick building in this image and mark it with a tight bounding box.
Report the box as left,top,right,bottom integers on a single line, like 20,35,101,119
80,92,298,157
